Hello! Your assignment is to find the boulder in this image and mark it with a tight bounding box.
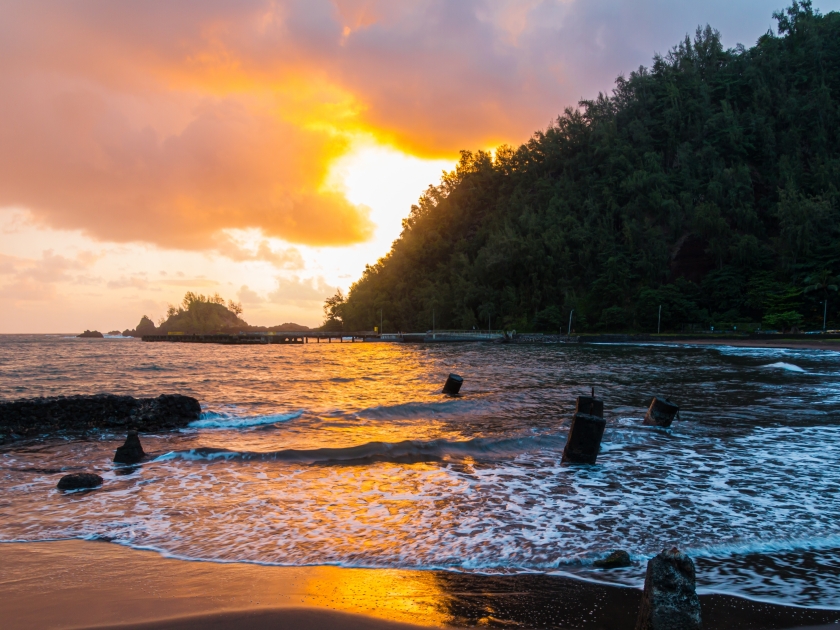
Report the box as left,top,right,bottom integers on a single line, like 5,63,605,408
594,550,632,569
114,430,145,464
57,473,103,491
635,548,702,630
0,394,202,445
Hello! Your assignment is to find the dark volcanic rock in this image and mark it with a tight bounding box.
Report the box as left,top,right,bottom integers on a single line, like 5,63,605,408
57,473,103,490
77,330,104,338
594,550,632,569
636,548,702,630
114,430,146,464
0,394,201,445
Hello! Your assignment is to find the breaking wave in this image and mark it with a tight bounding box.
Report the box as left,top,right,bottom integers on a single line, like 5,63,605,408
155,433,566,466
760,362,806,372
189,410,304,429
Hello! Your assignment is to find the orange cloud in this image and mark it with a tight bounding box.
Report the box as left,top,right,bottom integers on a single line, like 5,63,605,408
0,0,777,252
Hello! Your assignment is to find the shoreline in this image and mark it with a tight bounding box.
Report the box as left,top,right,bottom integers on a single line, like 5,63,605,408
2,541,840,629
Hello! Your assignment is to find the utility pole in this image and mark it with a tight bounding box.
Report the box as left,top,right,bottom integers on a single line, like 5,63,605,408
825,300,828,331
568,309,574,336
658,305,662,335
380,309,383,335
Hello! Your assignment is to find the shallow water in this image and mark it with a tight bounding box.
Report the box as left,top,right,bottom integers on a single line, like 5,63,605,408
1,335,840,607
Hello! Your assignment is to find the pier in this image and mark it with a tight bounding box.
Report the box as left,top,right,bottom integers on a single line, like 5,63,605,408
141,330,507,345
142,332,379,344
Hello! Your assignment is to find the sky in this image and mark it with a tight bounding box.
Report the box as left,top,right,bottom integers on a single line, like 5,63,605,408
2,0,838,333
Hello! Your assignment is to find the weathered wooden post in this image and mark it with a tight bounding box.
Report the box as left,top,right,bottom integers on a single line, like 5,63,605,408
643,397,680,428
442,373,463,395
562,392,606,464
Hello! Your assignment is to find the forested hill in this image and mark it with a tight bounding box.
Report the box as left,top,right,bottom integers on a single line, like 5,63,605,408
336,2,840,334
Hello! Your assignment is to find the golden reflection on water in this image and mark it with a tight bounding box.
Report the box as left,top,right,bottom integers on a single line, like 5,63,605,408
298,566,451,627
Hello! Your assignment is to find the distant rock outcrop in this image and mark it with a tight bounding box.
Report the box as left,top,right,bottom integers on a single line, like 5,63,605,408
123,315,158,337
77,330,104,338
0,394,201,445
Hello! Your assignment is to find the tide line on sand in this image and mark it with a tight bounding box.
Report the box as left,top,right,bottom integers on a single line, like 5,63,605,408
4,541,840,630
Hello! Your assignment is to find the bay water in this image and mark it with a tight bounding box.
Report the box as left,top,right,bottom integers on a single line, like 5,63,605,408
1,335,839,608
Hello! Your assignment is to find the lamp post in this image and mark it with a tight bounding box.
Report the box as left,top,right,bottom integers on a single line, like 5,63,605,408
825,300,828,332
657,305,662,335
380,309,383,335
568,309,574,336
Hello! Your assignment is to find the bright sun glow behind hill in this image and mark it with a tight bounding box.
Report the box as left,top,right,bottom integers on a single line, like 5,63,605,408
329,140,454,251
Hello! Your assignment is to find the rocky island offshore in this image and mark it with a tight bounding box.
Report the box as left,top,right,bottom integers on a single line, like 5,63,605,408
118,292,311,337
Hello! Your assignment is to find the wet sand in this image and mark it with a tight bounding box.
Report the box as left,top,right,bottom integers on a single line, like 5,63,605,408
2,541,840,629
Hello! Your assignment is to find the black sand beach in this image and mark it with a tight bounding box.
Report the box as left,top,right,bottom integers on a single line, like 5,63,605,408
2,541,839,629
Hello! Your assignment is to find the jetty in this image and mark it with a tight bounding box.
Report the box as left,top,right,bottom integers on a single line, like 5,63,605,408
142,330,507,345
142,332,375,344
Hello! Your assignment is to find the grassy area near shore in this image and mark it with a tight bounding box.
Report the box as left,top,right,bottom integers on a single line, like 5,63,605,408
2,541,840,629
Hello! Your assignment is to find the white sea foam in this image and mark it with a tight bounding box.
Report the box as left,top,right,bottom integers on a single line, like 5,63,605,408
188,409,303,429
761,362,806,372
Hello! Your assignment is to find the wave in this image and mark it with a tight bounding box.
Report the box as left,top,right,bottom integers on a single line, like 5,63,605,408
760,362,806,372
154,432,566,466
684,534,840,560
189,410,304,429
354,398,487,420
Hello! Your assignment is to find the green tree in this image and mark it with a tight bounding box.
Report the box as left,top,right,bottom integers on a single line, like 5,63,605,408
330,3,840,334
323,290,346,331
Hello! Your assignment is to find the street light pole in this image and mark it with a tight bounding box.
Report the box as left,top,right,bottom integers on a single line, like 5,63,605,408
658,305,662,335
825,300,828,331
568,309,574,336
380,309,383,334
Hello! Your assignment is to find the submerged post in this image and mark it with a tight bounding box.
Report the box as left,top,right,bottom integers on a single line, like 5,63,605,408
562,393,606,464
643,397,680,428
442,373,463,396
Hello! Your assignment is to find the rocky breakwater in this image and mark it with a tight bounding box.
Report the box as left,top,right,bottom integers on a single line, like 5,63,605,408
0,394,201,445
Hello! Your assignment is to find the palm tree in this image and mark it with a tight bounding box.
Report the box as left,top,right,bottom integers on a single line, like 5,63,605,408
804,270,839,330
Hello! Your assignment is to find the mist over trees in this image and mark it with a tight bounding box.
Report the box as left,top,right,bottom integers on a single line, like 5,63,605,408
335,2,840,334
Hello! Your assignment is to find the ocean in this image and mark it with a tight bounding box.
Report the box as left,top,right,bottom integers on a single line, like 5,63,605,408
2,335,840,608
